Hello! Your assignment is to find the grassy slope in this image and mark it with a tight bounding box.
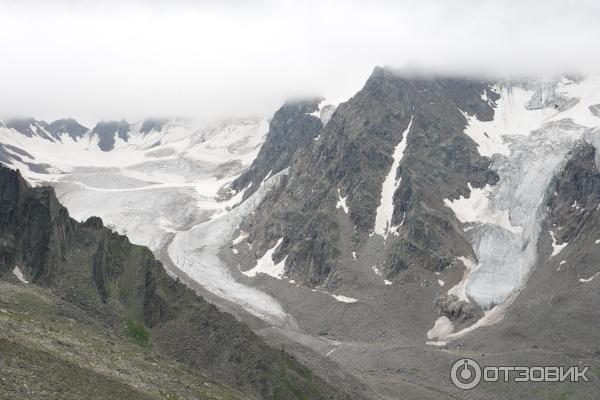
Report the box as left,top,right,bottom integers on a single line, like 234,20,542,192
0,279,255,400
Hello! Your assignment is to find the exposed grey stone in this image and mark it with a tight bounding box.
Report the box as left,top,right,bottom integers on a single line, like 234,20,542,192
238,67,499,287
589,103,600,117
47,118,89,140
231,98,323,200
92,120,130,151
140,118,168,135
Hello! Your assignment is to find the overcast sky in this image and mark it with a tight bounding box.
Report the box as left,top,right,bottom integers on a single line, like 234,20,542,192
1,0,599,125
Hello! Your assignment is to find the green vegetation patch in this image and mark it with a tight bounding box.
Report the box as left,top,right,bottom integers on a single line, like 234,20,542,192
126,318,150,347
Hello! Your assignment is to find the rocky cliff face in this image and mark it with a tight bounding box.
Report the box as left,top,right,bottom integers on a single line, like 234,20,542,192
0,165,353,400
231,98,323,200
46,118,89,139
4,118,55,140
92,119,130,151
139,118,168,135
3,117,89,141
0,167,73,283
237,67,498,287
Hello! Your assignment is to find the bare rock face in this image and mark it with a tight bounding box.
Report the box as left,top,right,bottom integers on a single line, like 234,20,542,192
4,118,49,138
547,143,600,244
231,97,323,201
1,117,89,144
435,294,479,324
139,118,168,134
238,67,499,287
0,165,355,400
590,103,600,117
46,118,89,139
92,119,130,151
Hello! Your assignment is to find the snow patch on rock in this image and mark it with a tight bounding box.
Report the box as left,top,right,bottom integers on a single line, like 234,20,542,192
373,116,412,239
242,238,287,279
232,231,249,245
307,99,339,125
336,189,349,214
579,272,599,283
331,294,358,303
12,266,28,283
549,230,568,257
427,316,454,340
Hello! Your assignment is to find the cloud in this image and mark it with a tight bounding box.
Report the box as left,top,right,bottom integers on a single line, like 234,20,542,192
1,0,599,124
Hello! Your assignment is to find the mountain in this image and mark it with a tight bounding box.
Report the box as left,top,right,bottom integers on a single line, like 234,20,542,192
4,118,56,140
0,116,199,153
92,120,131,151
231,98,324,200
235,68,499,289
0,165,356,399
47,118,89,139
139,118,169,135
2,69,600,399
228,69,600,398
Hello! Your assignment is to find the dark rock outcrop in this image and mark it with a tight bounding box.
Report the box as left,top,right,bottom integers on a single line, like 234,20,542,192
2,117,88,142
46,118,89,139
140,118,168,135
547,143,600,244
231,98,323,200
4,118,55,140
240,67,499,286
92,120,130,151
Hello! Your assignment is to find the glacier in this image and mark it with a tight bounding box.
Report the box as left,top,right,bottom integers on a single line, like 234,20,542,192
168,169,291,324
443,75,600,323
0,116,294,325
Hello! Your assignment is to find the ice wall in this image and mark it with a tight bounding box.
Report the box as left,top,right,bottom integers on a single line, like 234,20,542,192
446,76,600,310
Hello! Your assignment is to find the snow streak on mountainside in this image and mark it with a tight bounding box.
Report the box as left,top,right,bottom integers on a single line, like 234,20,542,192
373,116,413,239
434,75,600,339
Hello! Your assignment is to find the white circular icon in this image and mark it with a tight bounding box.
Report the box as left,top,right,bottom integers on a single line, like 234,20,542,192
451,358,482,390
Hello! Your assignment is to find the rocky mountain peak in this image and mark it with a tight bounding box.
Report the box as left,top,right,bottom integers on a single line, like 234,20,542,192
92,119,130,151
46,118,89,139
231,97,324,200
4,117,54,140
139,118,168,135
234,68,499,288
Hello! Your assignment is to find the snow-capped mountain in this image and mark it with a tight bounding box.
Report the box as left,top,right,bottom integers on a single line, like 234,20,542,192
2,69,600,399
0,114,298,324
227,70,600,398
0,116,269,181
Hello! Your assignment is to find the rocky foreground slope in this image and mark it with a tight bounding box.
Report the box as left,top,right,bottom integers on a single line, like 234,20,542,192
0,165,355,400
